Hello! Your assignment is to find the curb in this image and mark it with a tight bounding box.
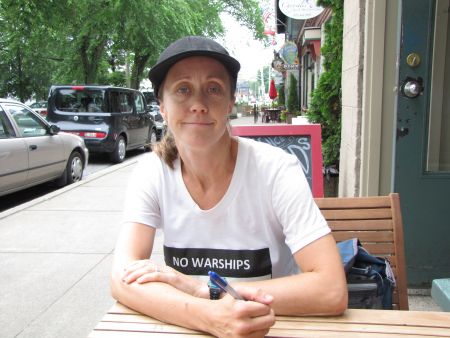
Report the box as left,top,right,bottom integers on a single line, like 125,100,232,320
0,158,138,220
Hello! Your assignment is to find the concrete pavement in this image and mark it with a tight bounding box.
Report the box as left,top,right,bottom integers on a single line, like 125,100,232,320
0,159,151,338
0,115,442,338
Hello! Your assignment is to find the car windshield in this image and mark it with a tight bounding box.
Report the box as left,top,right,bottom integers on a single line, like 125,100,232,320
30,101,47,108
55,88,106,113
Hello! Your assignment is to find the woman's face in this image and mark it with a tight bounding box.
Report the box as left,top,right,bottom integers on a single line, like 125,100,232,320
159,56,235,150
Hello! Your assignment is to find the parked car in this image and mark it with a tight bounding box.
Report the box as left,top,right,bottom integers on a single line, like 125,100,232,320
0,98,88,197
141,90,157,105
28,100,48,119
147,104,167,141
47,85,157,163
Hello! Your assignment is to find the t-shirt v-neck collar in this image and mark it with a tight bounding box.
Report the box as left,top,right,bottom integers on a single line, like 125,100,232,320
175,138,247,213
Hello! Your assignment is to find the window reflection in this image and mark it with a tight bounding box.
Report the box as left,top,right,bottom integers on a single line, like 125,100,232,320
427,0,450,172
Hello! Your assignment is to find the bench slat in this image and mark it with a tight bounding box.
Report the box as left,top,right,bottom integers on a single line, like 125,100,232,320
315,196,391,209
333,231,394,243
320,208,393,220
328,219,393,231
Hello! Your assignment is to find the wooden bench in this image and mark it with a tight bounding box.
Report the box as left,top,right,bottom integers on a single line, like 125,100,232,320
315,193,409,310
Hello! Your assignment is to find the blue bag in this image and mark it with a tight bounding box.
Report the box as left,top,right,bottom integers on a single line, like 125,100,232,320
337,238,396,309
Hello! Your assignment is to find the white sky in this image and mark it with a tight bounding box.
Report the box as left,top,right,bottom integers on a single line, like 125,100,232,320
216,13,285,81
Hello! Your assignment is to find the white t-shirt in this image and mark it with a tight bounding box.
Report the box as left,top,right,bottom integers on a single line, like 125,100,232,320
123,137,330,281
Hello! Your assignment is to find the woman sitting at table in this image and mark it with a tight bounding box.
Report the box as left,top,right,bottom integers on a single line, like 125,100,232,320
111,36,348,338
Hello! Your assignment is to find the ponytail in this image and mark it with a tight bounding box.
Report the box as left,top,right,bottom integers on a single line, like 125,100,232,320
152,131,178,169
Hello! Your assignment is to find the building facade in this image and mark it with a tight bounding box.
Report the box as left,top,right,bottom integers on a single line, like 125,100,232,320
277,0,450,287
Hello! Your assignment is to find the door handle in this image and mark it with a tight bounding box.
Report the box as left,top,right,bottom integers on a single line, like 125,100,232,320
400,76,423,98
29,144,37,150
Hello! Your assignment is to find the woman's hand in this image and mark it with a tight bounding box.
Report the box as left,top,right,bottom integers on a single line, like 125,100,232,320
209,287,275,338
121,260,208,298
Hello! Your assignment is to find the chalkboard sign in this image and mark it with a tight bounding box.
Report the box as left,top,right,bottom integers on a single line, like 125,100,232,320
232,125,324,197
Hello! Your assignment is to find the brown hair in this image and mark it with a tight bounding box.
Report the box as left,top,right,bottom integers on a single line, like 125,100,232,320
152,131,178,169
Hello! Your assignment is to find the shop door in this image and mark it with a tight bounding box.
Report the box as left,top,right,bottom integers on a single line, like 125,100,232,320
395,0,450,286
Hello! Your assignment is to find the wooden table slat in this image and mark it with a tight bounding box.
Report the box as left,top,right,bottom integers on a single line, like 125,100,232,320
89,331,211,338
277,309,450,328
94,321,204,334
90,303,450,338
267,328,441,338
272,319,450,336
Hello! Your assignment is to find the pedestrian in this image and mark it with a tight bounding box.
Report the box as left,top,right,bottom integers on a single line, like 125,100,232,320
111,35,347,338
253,103,258,123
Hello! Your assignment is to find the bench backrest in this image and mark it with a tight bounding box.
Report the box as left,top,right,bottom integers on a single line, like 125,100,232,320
314,193,409,310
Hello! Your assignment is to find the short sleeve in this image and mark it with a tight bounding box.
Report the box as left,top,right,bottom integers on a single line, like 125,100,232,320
122,154,162,228
272,154,330,254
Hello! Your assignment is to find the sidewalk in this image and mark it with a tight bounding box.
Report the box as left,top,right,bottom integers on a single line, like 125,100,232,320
0,158,160,338
0,116,442,338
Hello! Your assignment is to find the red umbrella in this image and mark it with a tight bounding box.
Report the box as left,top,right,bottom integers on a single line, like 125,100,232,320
269,79,278,100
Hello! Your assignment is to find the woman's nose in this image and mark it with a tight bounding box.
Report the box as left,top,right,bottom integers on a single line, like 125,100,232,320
190,91,208,114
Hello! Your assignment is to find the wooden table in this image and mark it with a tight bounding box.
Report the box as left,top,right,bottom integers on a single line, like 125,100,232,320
89,302,450,337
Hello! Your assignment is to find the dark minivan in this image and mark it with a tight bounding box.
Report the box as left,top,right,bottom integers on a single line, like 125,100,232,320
47,85,157,163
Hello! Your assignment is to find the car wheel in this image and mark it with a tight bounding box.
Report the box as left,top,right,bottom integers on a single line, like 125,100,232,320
110,135,126,163
144,129,157,152
150,129,157,143
56,151,84,186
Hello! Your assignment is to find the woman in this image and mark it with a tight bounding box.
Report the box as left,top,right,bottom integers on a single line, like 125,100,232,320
111,36,347,338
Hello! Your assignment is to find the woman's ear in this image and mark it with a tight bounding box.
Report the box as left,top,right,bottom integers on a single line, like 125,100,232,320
227,97,236,115
159,101,167,121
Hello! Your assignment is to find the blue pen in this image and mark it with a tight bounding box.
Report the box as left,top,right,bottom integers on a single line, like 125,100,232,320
208,271,244,300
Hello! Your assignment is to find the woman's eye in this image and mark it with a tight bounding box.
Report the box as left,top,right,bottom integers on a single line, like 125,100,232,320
208,85,222,94
176,86,190,94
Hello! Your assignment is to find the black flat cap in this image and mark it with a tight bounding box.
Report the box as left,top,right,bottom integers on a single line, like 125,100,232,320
149,36,241,98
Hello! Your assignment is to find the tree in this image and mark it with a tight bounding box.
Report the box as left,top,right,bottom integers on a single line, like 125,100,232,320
278,84,285,106
0,0,265,97
307,0,343,167
287,73,298,113
117,0,265,89
0,0,57,101
52,0,116,84
256,66,270,95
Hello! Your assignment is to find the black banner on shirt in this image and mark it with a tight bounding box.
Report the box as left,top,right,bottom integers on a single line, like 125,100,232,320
164,246,272,278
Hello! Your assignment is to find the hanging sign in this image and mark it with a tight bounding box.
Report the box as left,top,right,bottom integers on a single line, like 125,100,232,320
279,0,324,20
279,41,298,65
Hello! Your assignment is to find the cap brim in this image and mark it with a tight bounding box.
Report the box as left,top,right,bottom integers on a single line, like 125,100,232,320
149,50,240,97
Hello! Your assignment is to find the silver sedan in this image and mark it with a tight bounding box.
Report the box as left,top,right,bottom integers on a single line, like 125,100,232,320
0,98,88,197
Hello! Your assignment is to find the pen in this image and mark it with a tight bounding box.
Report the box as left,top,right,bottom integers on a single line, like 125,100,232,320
208,271,244,300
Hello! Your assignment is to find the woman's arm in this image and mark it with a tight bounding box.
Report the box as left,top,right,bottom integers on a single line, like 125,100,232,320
236,234,348,316
111,222,275,337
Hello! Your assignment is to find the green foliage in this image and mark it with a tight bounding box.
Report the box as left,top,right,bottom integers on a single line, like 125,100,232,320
0,0,265,99
277,84,285,106
256,66,270,93
286,73,298,113
0,0,56,101
307,0,343,167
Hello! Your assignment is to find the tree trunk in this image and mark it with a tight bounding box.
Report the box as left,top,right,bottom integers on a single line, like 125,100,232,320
130,53,150,89
80,35,107,84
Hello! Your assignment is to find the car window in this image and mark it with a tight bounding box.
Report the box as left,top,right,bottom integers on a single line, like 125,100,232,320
0,110,14,139
135,93,145,114
5,104,47,137
55,88,105,112
142,91,156,105
110,91,133,113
